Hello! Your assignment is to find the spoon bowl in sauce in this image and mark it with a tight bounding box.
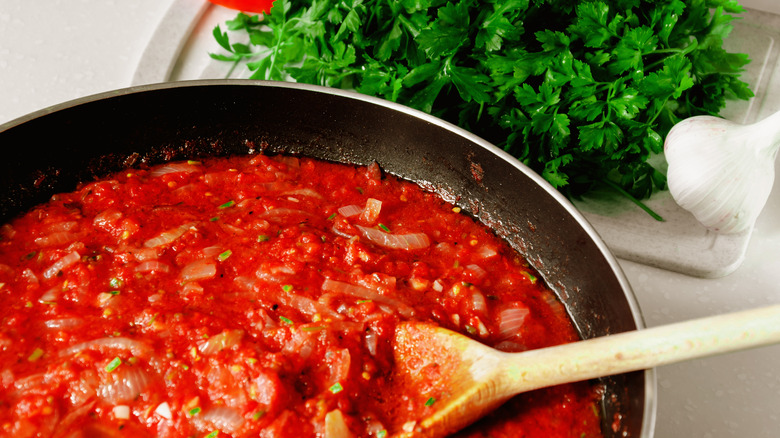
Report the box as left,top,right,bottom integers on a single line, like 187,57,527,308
389,304,780,438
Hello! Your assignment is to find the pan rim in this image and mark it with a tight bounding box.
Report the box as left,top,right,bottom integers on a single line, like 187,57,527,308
0,78,657,437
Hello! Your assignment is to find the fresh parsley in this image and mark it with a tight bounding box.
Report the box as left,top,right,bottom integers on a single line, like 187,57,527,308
210,0,752,210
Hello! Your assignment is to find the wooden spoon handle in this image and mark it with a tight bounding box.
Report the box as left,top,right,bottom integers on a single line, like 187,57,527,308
495,304,780,397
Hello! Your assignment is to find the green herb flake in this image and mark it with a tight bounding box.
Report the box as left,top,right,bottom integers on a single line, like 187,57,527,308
257,234,270,242
189,406,202,416
378,223,391,233
218,250,233,261
105,356,122,372
218,200,235,209
377,430,388,438
109,277,124,289
210,216,220,222
204,431,219,438
108,290,121,296
252,410,267,421
279,316,293,325
27,347,44,362
329,382,344,394
187,160,201,165
425,397,436,407
281,284,293,293
301,326,325,332
327,212,337,220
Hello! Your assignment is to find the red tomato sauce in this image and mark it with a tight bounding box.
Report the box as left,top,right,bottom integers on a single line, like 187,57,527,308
0,154,603,437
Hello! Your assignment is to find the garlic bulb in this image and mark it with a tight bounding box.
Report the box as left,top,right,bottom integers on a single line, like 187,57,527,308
664,110,780,234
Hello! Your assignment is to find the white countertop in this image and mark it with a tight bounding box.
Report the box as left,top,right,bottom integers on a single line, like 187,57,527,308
2,1,779,437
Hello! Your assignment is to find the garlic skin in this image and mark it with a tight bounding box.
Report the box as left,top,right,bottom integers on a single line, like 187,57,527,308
664,113,780,234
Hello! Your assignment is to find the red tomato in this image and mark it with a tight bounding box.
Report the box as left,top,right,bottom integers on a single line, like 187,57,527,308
208,0,275,13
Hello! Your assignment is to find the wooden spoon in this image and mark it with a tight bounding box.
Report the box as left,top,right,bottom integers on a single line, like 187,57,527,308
390,304,780,437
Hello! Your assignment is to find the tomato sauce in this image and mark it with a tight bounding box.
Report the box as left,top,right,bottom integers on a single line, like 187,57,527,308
0,154,603,437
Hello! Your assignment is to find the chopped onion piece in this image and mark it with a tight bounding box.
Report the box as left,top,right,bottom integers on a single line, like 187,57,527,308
155,402,172,420
359,198,382,224
325,409,353,438
44,220,79,233
35,231,81,248
134,261,171,274
282,188,323,199
542,291,568,319
321,279,414,318
143,222,194,248
255,263,296,283
98,366,151,404
471,290,488,314
475,245,498,259
258,208,314,222
181,282,204,296
278,290,334,318
202,406,245,434
0,224,15,239
365,418,387,437
326,348,351,387
13,372,47,393
149,162,200,177
337,204,363,218
355,225,430,250
364,328,378,357
57,400,96,431
498,306,530,340
0,263,13,277
39,286,61,303
198,329,243,355
202,245,224,257
330,225,353,239
464,264,488,282
59,337,152,358
130,247,159,262
22,268,39,287
42,251,81,280
93,209,122,230
44,318,84,330
180,259,217,282
113,405,131,420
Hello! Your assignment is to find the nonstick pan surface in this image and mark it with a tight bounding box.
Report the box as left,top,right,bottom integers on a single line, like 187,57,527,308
0,80,655,437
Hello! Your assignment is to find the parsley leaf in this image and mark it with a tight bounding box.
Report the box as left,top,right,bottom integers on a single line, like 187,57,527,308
210,0,753,214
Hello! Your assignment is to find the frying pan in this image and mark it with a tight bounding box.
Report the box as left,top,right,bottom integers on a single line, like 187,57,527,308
0,80,655,437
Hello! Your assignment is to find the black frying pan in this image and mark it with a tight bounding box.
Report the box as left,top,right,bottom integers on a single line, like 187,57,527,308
0,80,655,437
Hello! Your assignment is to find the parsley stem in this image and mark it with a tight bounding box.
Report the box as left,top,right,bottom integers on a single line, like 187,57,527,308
645,40,698,71
226,58,242,78
601,179,664,222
